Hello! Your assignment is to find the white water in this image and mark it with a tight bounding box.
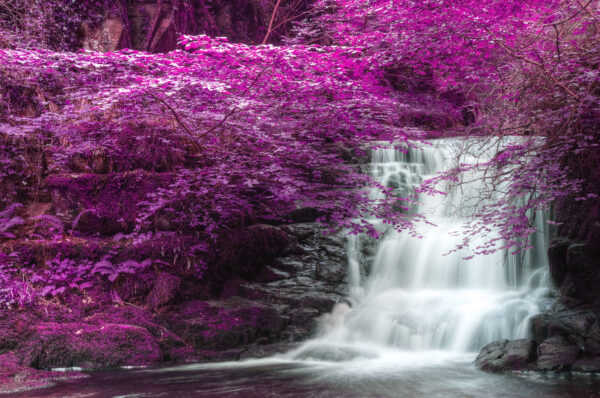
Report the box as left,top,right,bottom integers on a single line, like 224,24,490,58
289,139,551,361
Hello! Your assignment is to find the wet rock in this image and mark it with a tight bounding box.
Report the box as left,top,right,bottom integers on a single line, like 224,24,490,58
530,310,595,345
282,223,318,243
316,259,346,283
146,273,181,311
24,323,162,369
0,352,86,394
291,307,320,326
84,306,189,360
475,339,535,372
166,346,198,363
315,233,347,283
536,336,579,371
572,358,600,373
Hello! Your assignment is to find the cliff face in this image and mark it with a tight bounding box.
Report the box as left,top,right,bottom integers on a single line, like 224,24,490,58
82,0,273,53
78,0,312,53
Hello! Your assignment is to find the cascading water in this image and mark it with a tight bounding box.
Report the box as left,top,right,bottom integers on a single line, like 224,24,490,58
290,139,551,360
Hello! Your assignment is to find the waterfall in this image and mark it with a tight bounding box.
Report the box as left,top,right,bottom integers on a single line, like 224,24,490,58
290,139,551,360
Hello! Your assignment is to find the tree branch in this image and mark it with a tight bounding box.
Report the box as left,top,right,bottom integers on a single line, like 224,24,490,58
262,0,283,45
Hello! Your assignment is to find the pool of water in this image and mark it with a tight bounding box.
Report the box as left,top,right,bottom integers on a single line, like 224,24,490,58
12,352,600,398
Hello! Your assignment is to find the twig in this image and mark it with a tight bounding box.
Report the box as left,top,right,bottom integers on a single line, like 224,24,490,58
198,61,276,138
262,0,283,44
141,89,196,138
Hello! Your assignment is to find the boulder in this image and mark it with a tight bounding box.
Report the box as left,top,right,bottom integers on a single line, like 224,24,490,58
530,310,595,345
475,339,535,372
536,336,579,371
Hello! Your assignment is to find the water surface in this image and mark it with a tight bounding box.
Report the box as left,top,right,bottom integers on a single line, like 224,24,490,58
11,354,600,398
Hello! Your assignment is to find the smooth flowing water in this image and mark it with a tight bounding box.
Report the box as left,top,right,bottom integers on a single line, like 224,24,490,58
14,140,600,398
288,139,551,360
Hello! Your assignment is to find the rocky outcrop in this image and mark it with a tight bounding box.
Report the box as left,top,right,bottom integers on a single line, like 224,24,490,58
475,339,535,372
476,307,600,373
548,240,600,307
477,231,600,375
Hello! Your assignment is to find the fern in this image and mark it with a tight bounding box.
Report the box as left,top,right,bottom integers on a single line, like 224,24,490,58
70,209,94,234
0,216,24,233
0,203,24,239
33,214,65,234
0,203,23,219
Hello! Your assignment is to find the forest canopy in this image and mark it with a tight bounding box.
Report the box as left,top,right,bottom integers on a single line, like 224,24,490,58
0,0,598,306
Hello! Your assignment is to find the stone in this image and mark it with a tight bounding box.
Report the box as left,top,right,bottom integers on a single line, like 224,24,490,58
0,352,86,394
536,336,579,371
475,339,535,373
316,259,347,283
571,358,600,373
283,223,318,243
146,273,181,311
530,310,596,345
